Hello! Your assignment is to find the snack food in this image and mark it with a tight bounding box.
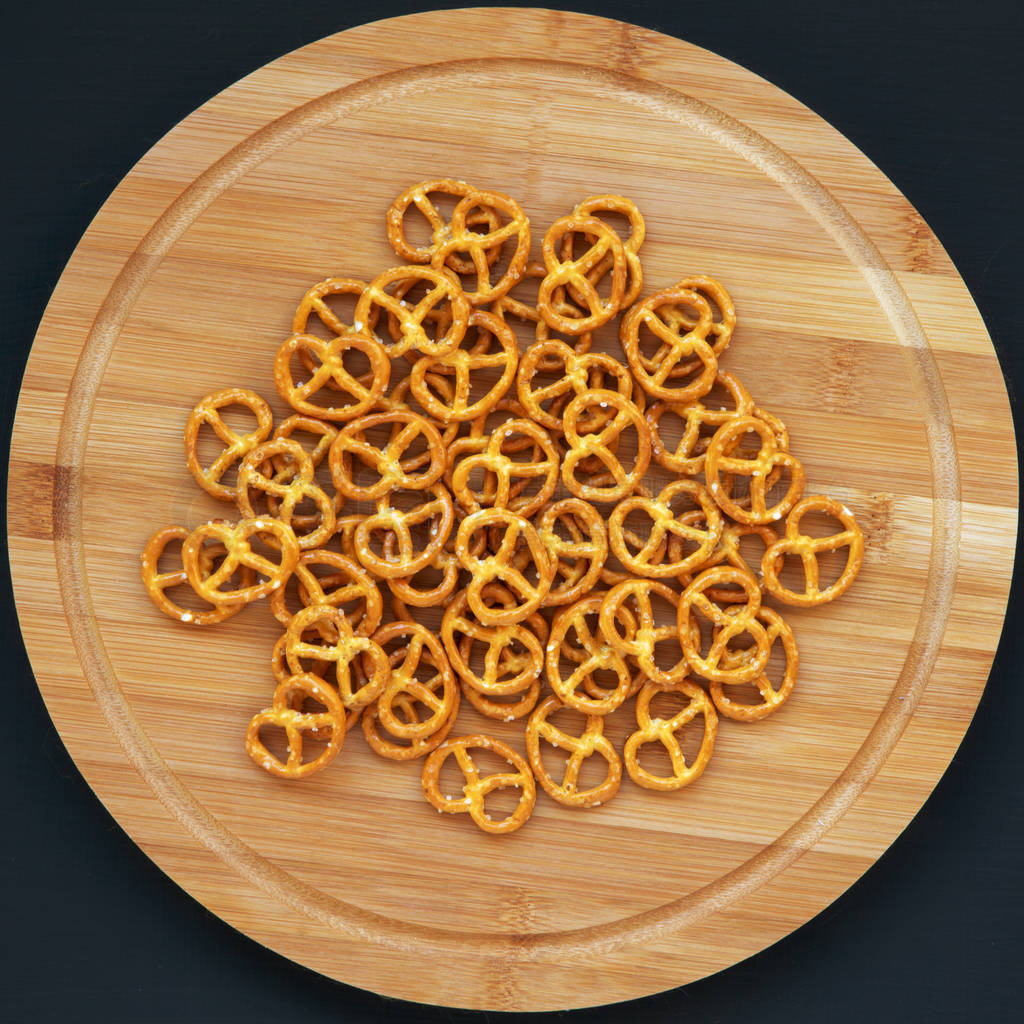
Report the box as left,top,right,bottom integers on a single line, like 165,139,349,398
141,180,865,835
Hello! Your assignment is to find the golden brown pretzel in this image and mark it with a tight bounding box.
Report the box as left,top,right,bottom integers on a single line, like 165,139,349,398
687,520,778,602
274,332,390,422
703,414,805,525
182,517,299,606
140,526,250,625
421,735,536,834
328,410,446,502
623,679,718,791
608,479,723,578
184,387,274,501
385,178,486,266
245,673,348,779
537,214,627,335
571,194,645,308
535,498,608,607
291,277,372,338
525,695,622,808
761,494,864,606
361,685,459,761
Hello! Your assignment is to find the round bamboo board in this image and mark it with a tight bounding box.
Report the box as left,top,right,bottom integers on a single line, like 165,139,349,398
7,7,1017,1012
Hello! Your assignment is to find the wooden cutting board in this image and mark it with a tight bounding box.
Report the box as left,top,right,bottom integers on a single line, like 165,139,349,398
7,7,1016,1012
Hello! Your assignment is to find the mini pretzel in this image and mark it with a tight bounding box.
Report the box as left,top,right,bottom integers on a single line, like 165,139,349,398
268,548,382,635
560,389,651,503
525,695,622,808
409,309,519,422
535,498,608,607
664,275,736,374
619,285,718,403
598,579,691,686
140,526,250,625
353,483,454,579
284,604,390,711
328,410,446,502
623,679,718,791
546,594,634,715
274,332,390,422
450,418,559,518
184,387,273,501
709,607,798,721
385,541,462,609
430,189,531,305
421,735,536,834
571,194,645,308
537,214,627,335
182,517,299,606
291,276,372,337
516,339,633,433
454,509,555,626
385,178,487,266
245,673,347,779
236,439,337,550
608,479,723,578
704,415,805,525
761,495,864,606
355,266,470,359
361,686,459,761
677,567,771,684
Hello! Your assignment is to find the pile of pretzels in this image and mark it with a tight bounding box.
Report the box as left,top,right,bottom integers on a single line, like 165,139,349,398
140,179,864,835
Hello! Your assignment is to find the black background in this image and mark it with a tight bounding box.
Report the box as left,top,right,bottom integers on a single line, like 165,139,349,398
3,2,1022,1021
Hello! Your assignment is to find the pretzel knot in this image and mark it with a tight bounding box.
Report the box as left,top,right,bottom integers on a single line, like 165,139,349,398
546,594,634,715
677,567,771,684
450,418,559,517
274,332,390,422
608,479,723,578
709,607,799,721
624,679,718,791
355,266,470,359
182,517,299,606
329,410,446,502
236,439,337,550
560,389,651,503
572,194,646,308
704,414,806,525
245,673,348,779
184,388,273,501
455,509,555,625
537,214,628,335
421,735,537,834
761,495,864,606
525,695,622,808
284,604,390,712
535,498,608,607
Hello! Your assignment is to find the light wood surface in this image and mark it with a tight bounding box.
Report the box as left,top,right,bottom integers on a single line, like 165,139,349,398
7,7,1017,1011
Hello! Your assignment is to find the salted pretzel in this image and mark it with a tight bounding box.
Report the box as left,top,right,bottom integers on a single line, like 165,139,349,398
268,548,382,635
140,526,252,625
245,673,348,779
386,178,493,267
709,606,798,721
274,331,391,422
516,339,633,433
421,735,536,834
677,566,771,684
184,388,274,501
355,265,470,360
367,373,461,472
454,509,555,626
284,603,390,711
430,189,531,305
449,418,559,518
623,679,718,791
546,594,634,715
598,579,691,686
408,309,519,422
535,498,608,607
537,214,627,335
688,521,778,602
608,479,723,578
328,410,446,502
361,686,459,761
571,194,645,308
560,389,651,503
441,587,545,696
761,494,864,606
353,482,455,579
291,276,372,338
662,275,736,374
181,517,299,606
704,414,805,525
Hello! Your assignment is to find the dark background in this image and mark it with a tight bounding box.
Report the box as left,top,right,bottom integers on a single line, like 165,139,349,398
3,1,1022,1021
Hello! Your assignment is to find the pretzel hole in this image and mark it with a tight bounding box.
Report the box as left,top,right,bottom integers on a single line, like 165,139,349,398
254,722,294,765
773,545,849,594
193,422,247,490
245,531,292,577
791,507,845,539
299,291,363,340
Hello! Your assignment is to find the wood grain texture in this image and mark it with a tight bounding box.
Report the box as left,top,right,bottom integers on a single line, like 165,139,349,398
6,7,1016,1011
